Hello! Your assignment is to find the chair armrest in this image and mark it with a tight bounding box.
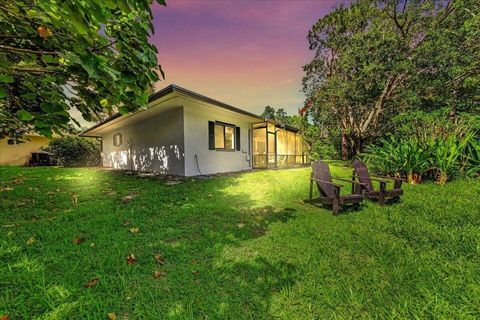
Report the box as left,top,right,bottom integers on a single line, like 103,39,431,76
332,177,366,186
372,175,407,182
311,178,343,188
352,175,388,183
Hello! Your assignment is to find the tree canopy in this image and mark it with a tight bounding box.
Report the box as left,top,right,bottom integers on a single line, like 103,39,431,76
0,0,165,143
303,0,479,157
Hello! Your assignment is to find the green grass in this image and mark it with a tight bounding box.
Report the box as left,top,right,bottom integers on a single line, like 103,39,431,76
1,164,479,319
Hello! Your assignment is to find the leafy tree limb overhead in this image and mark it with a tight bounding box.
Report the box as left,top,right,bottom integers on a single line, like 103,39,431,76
0,0,165,143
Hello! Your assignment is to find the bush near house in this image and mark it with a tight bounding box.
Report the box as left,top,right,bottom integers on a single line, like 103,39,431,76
44,136,101,167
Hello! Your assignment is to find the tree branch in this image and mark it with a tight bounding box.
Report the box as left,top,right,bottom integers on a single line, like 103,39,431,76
91,40,117,53
0,44,57,55
12,66,59,73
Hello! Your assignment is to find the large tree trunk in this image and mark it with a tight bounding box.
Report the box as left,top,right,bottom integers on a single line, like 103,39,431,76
353,137,362,157
341,130,348,160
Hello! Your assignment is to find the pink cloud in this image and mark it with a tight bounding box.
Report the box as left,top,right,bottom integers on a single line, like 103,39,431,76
150,0,343,115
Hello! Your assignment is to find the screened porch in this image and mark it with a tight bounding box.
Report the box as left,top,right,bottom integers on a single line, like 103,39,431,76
251,121,309,169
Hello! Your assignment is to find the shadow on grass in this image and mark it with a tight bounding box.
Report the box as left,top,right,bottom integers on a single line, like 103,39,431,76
0,167,299,319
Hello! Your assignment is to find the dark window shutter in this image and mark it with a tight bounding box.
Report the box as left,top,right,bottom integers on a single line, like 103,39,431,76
235,126,241,151
208,121,215,150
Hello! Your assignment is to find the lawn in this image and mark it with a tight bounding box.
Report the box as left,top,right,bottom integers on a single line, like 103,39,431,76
1,164,479,319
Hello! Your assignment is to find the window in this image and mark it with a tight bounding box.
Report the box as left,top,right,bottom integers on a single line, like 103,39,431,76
209,121,240,151
214,123,235,150
113,133,122,146
225,126,235,149
214,124,224,148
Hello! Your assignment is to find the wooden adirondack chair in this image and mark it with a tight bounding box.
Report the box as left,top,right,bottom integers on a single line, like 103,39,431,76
352,160,404,204
305,160,365,215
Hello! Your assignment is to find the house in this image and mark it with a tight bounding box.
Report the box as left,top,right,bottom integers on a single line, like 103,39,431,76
0,134,50,166
80,84,308,176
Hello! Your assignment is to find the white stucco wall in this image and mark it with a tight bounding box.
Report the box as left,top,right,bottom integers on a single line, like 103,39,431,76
101,107,185,175
182,98,253,176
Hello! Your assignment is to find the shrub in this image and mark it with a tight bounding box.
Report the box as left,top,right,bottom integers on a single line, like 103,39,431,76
363,110,479,184
364,137,430,184
44,136,101,167
364,133,476,185
426,133,473,184
464,138,480,177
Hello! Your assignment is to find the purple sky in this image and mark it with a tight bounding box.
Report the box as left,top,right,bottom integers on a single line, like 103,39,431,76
150,0,342,116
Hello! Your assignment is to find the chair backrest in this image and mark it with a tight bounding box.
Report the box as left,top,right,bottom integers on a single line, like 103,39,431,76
311,160,334,197
353,160,374,192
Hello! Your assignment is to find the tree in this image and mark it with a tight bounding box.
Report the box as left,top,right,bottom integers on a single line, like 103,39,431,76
0,0,165,143
260,105,276,121
303,0,478,158
411,0,480,115
274,108,289,125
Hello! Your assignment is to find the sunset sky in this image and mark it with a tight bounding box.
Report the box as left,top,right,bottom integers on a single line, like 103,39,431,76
150,0,342,116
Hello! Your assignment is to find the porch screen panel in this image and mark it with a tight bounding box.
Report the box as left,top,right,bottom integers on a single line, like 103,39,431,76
295,134,303,164
268,132,276,167
276,129,287,167
287,131,296,166
253,128,267,168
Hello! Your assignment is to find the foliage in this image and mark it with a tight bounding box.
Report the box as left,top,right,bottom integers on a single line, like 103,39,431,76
44,135,100,167
392,109,480,143
426,133,474,183
0,0,165,143
274,108,288,125
303,0,480,157
365,130,476,184
365,137,431,183
464,138,480,176
260,105,276,120
1,165,480,318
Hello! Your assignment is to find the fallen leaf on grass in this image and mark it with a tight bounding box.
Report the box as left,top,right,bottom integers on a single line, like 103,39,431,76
107,312,117,320
26,237,35,245
90,243,95,247
10,178,24,184
128,227,139,234
73,236,85,244
121,195,135,204
16,201,28,207
126,253,136,265
154,254,165,265
83,277,99,288
105,190,117,196
2,224,20,228
153,271,165,279
0,315,9,320
0,187,13,192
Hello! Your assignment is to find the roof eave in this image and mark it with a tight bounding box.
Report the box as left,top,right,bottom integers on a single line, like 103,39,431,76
79,84,299,136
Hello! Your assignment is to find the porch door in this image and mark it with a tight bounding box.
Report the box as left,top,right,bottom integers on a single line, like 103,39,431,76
267,132,276,168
